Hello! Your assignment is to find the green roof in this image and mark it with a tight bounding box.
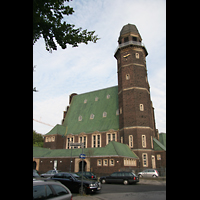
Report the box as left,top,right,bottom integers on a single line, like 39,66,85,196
33,141,138,159
62,86,119,135
153,138,166,151
159,133,166,147
46,124,67,136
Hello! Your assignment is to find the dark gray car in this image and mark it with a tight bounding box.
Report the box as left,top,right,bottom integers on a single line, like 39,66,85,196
51,172,101,194
33,179,72,200
100,171,139,185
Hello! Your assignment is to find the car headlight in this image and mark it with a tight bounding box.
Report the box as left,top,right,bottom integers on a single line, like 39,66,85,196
89,183,96,187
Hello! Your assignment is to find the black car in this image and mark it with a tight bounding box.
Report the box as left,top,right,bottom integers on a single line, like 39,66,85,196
100,171,139,185
41,170,61,178
51,172,101,194
77,171,97,180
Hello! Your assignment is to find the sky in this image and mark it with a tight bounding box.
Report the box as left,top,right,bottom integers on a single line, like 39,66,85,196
33,0,166,135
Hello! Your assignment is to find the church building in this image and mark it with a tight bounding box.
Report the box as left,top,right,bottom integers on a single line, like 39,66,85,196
33,24,166,176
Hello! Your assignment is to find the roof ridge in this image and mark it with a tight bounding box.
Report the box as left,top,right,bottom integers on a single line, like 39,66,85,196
77,85,118,96
110,141,119,155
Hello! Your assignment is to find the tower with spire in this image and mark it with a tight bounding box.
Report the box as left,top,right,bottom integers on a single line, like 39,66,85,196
114,23,158,168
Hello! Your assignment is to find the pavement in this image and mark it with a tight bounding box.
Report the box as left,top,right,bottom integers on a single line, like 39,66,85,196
73,191,166,200
72,179,166,200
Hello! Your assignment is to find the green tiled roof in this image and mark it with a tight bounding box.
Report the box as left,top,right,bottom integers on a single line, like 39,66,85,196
62,86,119,135
159,133,166,147
33,141,138,159
153,138,166,151
46,124,67,136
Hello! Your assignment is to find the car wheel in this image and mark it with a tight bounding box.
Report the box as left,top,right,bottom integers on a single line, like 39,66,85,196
138,174,143,178
79,186,86,195
101,179,106,184
152,175,157,178
123,180,128,185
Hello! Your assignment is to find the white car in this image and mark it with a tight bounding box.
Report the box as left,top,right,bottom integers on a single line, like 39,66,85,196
138,169,159,178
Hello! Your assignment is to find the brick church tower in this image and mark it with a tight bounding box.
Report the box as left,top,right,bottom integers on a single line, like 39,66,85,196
114,24,158,169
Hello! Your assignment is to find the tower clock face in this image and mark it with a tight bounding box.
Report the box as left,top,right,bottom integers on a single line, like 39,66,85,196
122,51,131,61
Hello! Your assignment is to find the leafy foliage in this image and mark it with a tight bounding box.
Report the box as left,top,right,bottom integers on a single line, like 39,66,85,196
33,130,44,147
33,0,99,52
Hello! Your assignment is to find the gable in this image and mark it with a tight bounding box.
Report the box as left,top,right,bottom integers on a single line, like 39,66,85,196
63,86,119,135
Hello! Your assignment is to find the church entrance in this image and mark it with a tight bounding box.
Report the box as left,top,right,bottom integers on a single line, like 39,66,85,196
79,161,87,172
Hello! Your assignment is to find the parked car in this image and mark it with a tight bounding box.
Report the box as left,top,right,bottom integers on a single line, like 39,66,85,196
41,170,61,178
33,179,72,200
76,171,97,180
100,171,139,185
51,172,101,194
138,169,159,178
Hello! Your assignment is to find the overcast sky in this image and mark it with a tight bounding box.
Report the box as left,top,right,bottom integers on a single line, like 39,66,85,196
33,0,166,135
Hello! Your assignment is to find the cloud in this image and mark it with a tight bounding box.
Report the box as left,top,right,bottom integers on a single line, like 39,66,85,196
33,0,166,134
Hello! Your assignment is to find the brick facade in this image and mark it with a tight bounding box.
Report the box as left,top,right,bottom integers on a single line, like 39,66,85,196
34,24,166,175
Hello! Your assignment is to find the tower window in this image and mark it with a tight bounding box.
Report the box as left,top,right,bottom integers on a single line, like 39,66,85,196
124,37,129,43
107,94,110,99
140,104,144,111
103,112,107,117
120,107,122,114
129,135,133,148
142,135,146,148
84,99,87,104
126,74,130,80
135,53,139,59
142,153,148,167
132,36,137,41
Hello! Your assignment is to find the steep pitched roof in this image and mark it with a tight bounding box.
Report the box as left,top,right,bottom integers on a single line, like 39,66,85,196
153,138,166,151
33,141,138,159
62,86,119,135
45,124,66,136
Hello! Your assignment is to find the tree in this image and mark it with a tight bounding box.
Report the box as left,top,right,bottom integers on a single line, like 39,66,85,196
33,0,99,52
33,130,44,147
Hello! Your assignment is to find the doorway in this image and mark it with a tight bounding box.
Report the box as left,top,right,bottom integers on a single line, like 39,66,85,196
152,155,156,169
79,161,87,172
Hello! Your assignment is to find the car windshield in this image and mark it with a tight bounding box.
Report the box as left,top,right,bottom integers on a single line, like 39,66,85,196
71,173,87,180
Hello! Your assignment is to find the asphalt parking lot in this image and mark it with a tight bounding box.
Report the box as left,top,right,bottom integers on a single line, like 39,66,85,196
73,179,166,200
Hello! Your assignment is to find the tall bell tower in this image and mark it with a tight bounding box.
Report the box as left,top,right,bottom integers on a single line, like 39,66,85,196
114,24,158,169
